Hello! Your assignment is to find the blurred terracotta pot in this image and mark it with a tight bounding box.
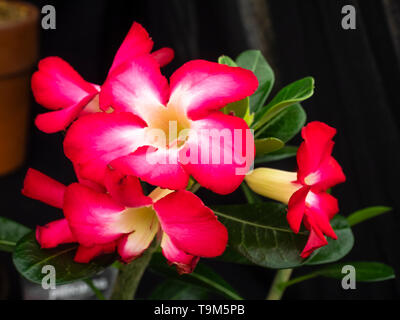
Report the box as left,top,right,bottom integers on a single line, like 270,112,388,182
0,1,38,175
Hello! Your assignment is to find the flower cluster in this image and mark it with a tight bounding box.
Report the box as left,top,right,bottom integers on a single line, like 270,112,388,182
23,21,346,273
23,22,258,273
22,168,227,273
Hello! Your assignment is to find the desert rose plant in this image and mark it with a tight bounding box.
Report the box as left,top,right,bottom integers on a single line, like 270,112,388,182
0,22,395,300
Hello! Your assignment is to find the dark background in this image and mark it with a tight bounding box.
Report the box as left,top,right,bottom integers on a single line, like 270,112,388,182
1,0,399,299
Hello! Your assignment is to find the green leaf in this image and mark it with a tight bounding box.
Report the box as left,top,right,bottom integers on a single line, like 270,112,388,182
149,253,243,300
218,55,237,67
0,217,30,252
213,202,309,269
255,103,306,141
284,261,395,288
222,97,253,126
13,232,116,285
253,77,314,131
149,280,211,300
318,262,395,282
214,203,354,269
236,50,275,113
217,246,254,265
347,206,392,227
255,146,298,164
223,97,248,118
218,216,354,269
306,215,354,266
255,137,284,157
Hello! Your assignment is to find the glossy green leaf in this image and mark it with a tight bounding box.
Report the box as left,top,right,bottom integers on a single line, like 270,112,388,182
149,280,210,300
149,253,242,300
318,262,395,282
254,146,298,164
213,202,309,269
0,217,30,252
284,261,395,288
222,97,253,126
219,216,353,269
347,206,392,227
236,50,275,113
219,185,263,266
13,232,116,285
305,216,354,266
255,137,284,157
253,77,313,131
217,246,254,265
214,203,353,269
255,103,306,141
223,97,248,118
218,55,237,67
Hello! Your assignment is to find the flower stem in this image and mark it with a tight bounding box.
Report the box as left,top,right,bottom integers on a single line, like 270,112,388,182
283,272,318,288
110,241,157,300
84,278,105,300
266,268,293,300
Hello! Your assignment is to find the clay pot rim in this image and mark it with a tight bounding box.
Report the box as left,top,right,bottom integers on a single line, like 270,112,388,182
0,1,39,31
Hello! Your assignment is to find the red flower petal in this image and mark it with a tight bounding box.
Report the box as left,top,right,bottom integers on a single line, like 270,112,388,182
300,225,328,258
153,190,228,257
110,146,189,190
109,22,154,74
100,55,169,123
297,121,337,183
161,233,199,274
35,93,96,133
22,168,66,209
63,183,129,246
180,112,254,194
73,162,106,193
74,242,116,263
64,112,146,184
32,57,98,111
36,219,76,248
151,47,175,67
312,192,340,220
169,60,258,120
287,186,309,233
104,168,152,208
305,191,339,239
287,189,339,259
310,156,346,191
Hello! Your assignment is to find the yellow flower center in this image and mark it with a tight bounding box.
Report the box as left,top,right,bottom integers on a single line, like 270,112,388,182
145,104,192,149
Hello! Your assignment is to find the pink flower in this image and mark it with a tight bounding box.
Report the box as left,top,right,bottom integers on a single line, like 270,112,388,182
63,51,258,195
31,22,174,133
22,168,227,273
245,121,346,258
